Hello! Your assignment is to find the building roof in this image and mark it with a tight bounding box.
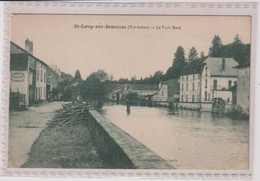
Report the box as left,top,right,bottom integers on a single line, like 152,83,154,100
204,57,238,77
180,59,204,76
234,60,250,69
131,84,158,91
10,54,28,70
10,41,49,67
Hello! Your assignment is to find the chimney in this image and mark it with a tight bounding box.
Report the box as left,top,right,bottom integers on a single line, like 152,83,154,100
25,38,33,54
222,58,225,71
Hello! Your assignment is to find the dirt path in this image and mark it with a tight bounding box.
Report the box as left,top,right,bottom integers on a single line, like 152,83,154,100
8,101,64,168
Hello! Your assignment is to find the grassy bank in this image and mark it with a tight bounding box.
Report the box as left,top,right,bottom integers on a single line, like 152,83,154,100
22,105,106,168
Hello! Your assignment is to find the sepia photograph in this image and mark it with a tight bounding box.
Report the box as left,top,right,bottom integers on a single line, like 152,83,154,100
8,14,251,171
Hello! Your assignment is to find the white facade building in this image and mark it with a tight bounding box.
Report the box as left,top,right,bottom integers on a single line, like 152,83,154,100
10,40,48,107
179,59,204,103
201,58,238,104
180,74,201,103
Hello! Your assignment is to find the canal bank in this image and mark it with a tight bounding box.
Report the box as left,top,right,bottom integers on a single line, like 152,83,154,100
88,110,174,169
100,104,249,170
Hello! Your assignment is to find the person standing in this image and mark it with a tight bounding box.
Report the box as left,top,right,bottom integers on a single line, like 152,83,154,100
126,98,131,114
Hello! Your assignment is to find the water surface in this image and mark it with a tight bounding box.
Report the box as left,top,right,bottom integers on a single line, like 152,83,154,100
100,104,249,170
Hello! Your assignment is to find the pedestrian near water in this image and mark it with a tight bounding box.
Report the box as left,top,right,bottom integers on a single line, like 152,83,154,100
126,98,131,114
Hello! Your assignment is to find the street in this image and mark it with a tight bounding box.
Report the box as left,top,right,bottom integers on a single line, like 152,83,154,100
8,101,64,168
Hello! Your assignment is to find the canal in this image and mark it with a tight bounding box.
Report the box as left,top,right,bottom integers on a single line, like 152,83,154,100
99,104,249,170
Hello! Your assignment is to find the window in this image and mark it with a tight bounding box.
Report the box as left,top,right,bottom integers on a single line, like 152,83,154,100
182,83,183,91
205,79,207,88
192,82,195,91
186,75,188,80
213,80,217,90
36,87,38,99
205,67,208,76
228,80,232,89
186,83,188,91
36,70,39,81
193,75,195,80
204,91,207,101
186,95,188,102
181,95,183,102
234,81,237,85
39,87,41,98
41,70,42,82
208,93,210,101
192,95,194,102
44,72,46,83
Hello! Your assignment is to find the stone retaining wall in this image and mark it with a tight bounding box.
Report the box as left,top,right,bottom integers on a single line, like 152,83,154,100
88,110,174,169
178,102,213,111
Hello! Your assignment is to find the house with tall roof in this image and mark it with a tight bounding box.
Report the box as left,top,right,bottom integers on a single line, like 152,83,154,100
122,84,158,98
10,40,57,107
234,60,250,114
179,59,204,109
201,57,238,107
108,83,158,102
151,78,180,104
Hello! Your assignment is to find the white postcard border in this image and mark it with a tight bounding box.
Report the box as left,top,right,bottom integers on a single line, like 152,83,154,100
1,1,257,179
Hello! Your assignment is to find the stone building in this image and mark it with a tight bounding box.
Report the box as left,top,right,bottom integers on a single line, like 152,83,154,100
234,60,250,114
201,57,238,105
180,59,204,103
10,40,48,107
178,59,204,109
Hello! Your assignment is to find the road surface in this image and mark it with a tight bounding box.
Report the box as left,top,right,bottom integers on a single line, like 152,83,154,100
8,101,64,168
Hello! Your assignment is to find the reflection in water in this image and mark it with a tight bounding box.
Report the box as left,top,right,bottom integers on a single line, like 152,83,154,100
100,104,249,170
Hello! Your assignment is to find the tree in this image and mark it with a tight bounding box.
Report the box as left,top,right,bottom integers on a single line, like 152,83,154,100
131,75,137,82
91,70,108,82
165,46,186,79
49,63,61,76
108,74,114,81
153,70,163,84
217,34,250,65
188,47,198,61
172,46,185,66
231,34,246,64
209,35,223,57
81,73,104,101
233,34,242,45
74,70,82,82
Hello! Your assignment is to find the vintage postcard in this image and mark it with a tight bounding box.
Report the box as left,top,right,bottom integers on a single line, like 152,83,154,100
0,1,258,179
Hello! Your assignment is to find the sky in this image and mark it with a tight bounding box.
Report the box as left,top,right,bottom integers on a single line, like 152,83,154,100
11,15,251,80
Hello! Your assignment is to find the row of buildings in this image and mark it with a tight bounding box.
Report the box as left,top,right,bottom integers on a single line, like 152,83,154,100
109,57,250,114
10,39,59,108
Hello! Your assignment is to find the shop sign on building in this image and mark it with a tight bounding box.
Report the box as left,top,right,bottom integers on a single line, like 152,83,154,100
11,71,25,82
